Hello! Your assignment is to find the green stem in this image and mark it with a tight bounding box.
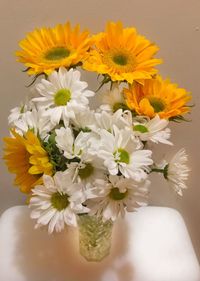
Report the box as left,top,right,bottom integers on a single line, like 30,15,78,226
151,168,164,173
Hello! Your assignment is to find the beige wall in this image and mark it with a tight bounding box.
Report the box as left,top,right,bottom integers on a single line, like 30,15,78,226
0,0,199,261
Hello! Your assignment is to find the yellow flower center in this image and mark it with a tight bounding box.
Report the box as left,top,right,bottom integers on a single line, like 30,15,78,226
44,47,70,61
109,188,128,201
148,97,166,113
78,163,94,179
54,89,71,106
51,192,69,211
114,148,130,164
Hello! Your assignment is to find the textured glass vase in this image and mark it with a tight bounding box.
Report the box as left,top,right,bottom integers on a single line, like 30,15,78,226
77,214,113,262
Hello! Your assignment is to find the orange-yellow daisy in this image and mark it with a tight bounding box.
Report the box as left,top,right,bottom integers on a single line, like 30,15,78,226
83,21,162,84
16,22,91,75
124,76,191,119
3,130,53,193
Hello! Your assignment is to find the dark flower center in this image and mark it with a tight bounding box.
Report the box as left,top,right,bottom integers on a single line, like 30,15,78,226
113,54,128,66
79,163,94,179
109,188,128,201
51,192,69,211
148,97,165,113
45,47,70,61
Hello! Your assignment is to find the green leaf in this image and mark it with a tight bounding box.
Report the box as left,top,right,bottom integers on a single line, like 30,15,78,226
169,115,191,122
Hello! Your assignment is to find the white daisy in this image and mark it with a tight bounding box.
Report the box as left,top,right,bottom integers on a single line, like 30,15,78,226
13,108,54,139
94,109,129,133
55,127,92,159
29,172,88,233
8,102,34,124
99,126,153,181
86,175,150,221
8,97,36,125
132,115,172,145
32,67,95,126
70,109,96,132
100,84,127,112
163,149,190,196
55,126,105,182
67,161,106,184
8,105,27,125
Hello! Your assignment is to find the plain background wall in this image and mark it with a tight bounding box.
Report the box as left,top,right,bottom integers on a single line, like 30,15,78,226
0,0,199,261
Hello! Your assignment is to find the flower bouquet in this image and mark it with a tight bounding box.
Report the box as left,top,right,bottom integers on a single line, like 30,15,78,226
3,21,191,262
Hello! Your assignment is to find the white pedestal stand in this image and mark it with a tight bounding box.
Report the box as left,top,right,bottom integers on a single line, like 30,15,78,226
0,206,199,281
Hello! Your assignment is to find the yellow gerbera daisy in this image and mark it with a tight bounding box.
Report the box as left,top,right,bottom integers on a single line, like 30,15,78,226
124,76,191,119
83,21,162,84
16,22,91,75
3,130,53,193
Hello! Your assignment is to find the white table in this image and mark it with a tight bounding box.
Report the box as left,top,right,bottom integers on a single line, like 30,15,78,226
0,206,199,281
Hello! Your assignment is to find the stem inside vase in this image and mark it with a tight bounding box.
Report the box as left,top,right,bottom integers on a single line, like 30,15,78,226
77,214,113,262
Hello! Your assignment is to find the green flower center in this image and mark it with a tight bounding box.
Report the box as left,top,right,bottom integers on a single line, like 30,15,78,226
51,192,69,211
79,163,94,179
113,102,129,112
133,124,149,133
109,188,128,201
114,148,130,164
20,105,25,113
54,89,71,106
81,127,92,133
44,47,70,61
148,97,166,113
113,54,128,66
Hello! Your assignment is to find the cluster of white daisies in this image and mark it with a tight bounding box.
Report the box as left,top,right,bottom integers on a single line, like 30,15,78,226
9,67,190,233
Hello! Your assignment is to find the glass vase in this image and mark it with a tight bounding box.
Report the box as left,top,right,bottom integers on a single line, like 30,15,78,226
77,214,113,262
